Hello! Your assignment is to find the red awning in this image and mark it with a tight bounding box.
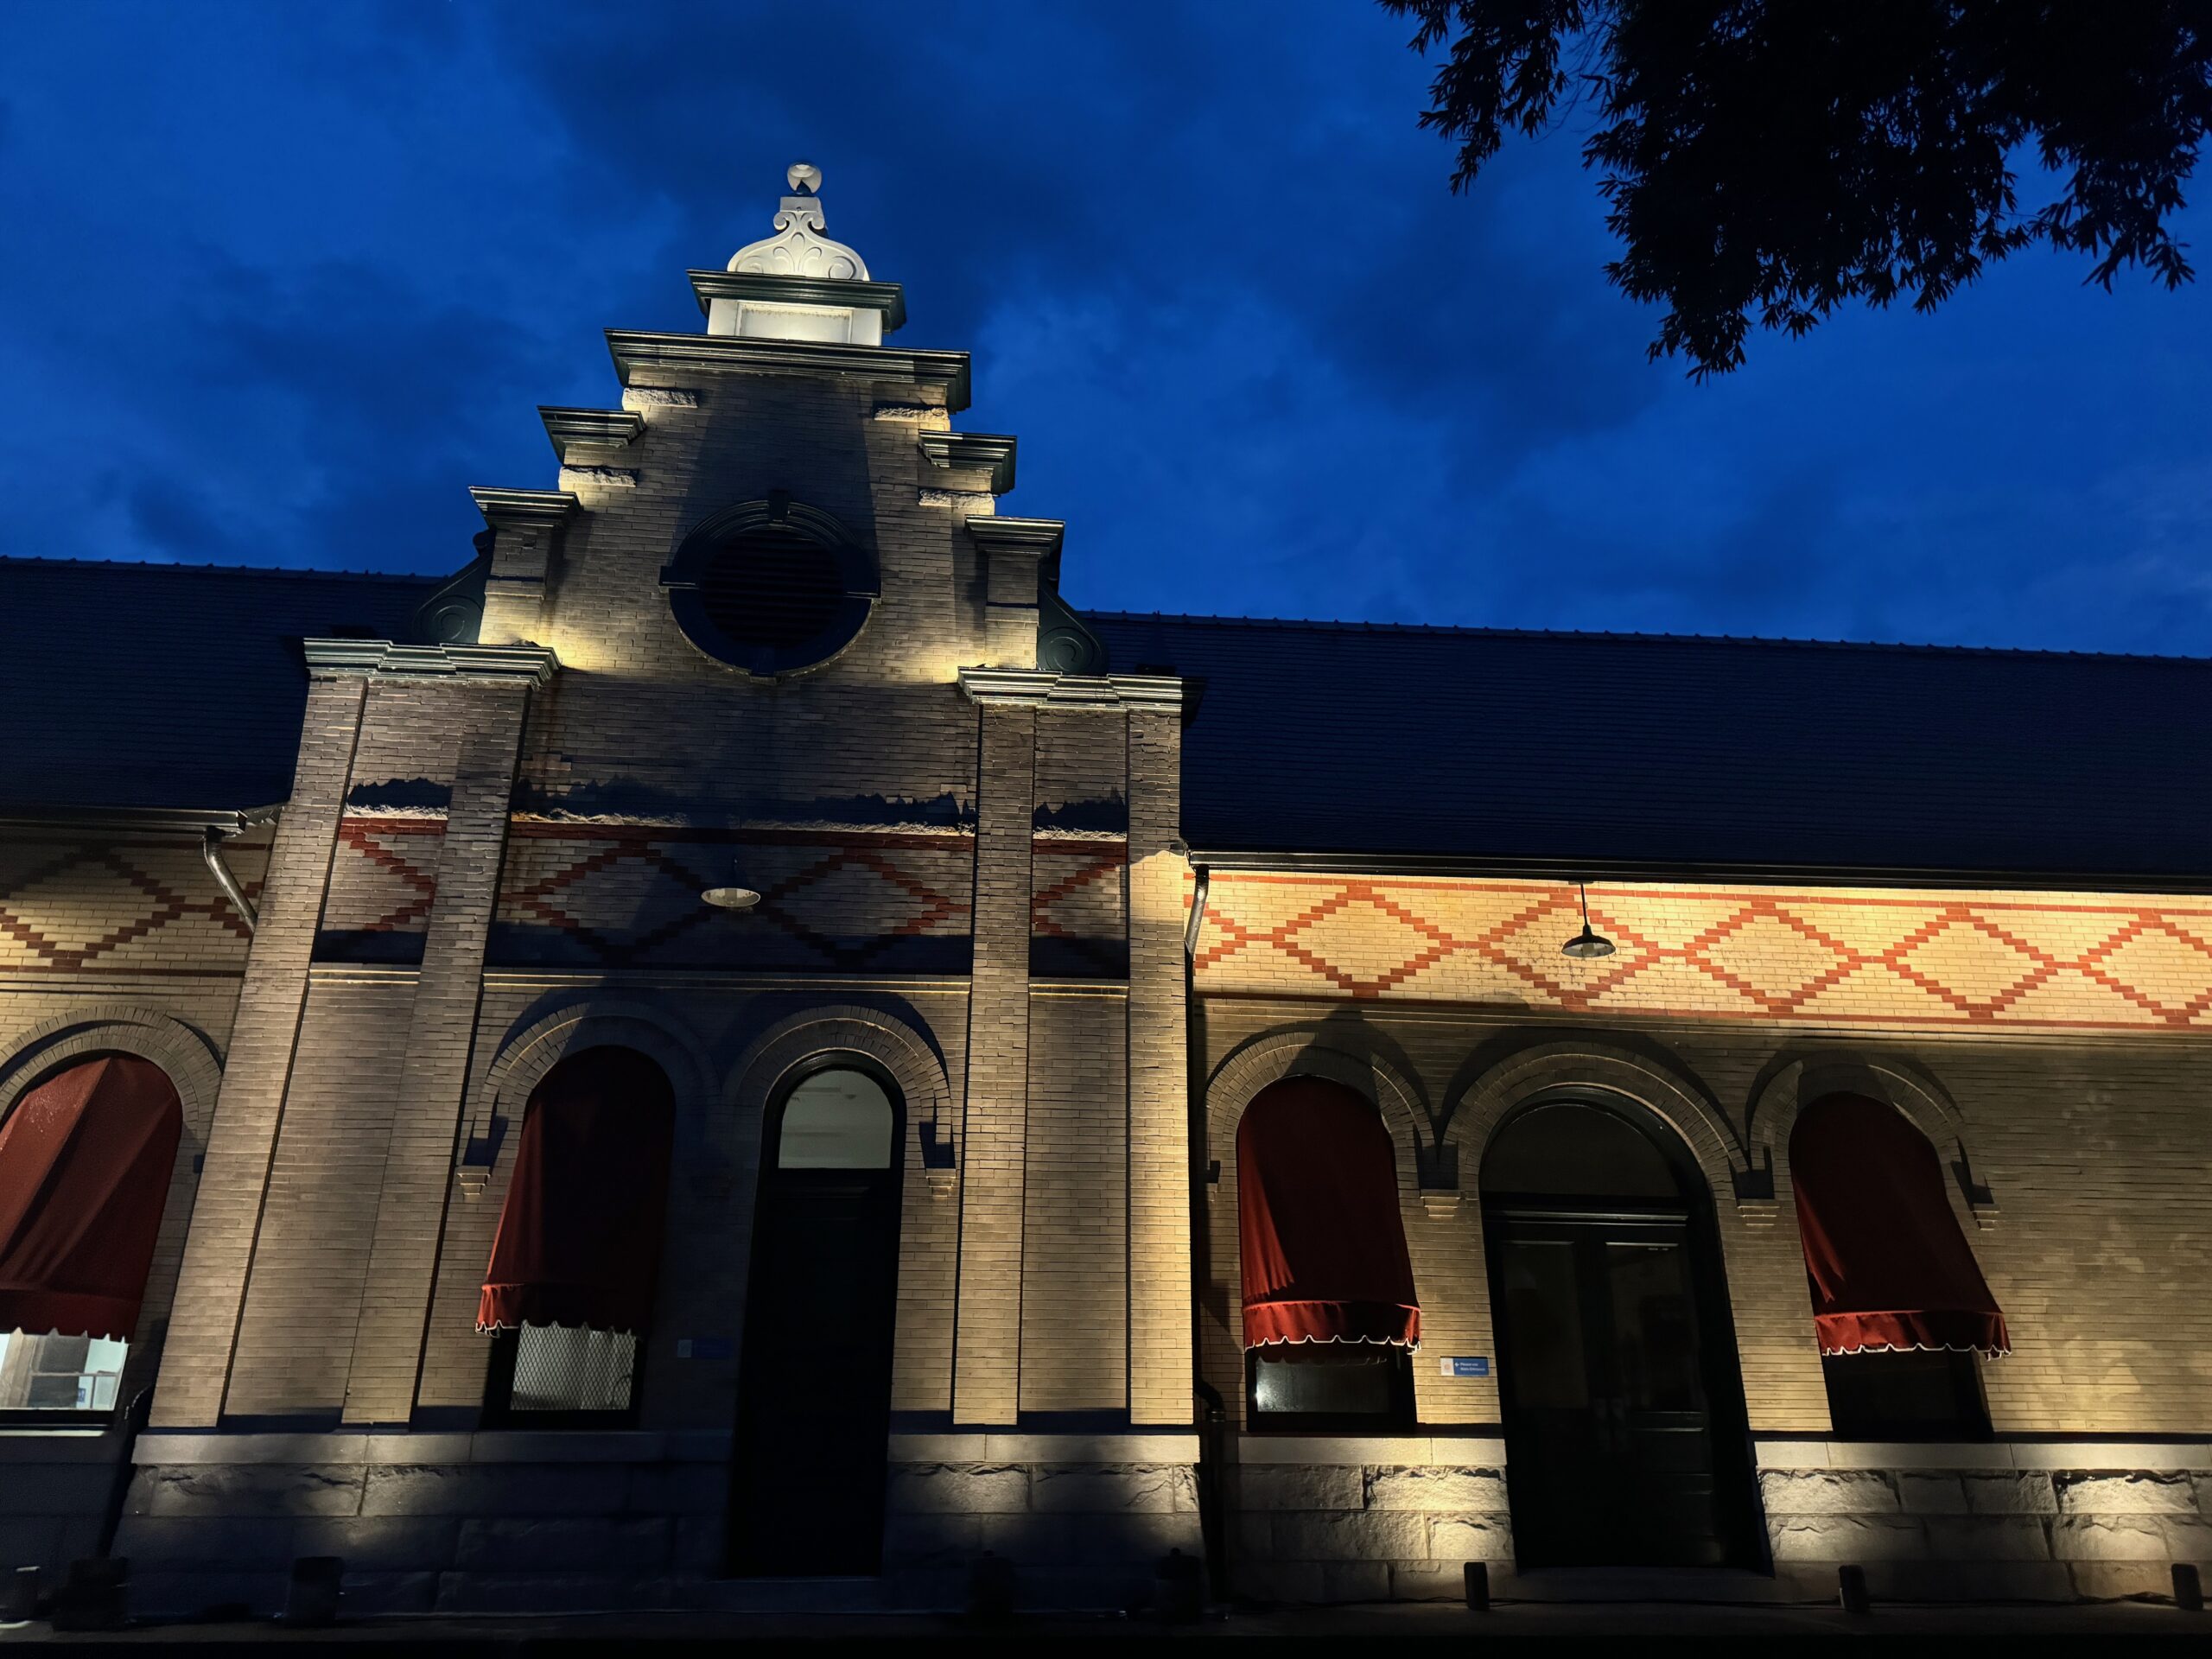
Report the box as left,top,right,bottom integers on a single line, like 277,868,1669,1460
1791,1092,2009,1357
478,1047,675,1334
1238,1077,1421,1350
0,1055,182,1341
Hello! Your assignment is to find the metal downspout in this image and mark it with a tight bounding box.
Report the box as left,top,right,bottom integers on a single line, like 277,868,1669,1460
202,827,257,931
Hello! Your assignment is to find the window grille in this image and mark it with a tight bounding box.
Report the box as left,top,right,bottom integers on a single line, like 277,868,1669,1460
508,1324,636,1414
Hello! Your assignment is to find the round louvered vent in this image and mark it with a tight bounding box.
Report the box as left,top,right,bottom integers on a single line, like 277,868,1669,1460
663,497,877,676
694,526,847,650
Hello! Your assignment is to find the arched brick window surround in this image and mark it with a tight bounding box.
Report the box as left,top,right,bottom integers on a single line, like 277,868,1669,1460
723,1006,956,1413
1747,1052,1993,1235
0,1006,223,1404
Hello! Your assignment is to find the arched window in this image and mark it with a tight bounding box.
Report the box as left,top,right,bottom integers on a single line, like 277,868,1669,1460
1236,1077,1418,1427
1791,1092,2005,1438
0,1055,182,1416
776,1067,896,1169
480,1046,676,1423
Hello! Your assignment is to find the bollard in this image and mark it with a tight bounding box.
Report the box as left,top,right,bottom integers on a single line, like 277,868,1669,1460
3,1566,38,1624
49,1557,127,1633
283,1555,343,1626
966,1548,1014,1624
1837,1564,1871,1615
1153,1548,1203,1624
1463,1560,1491,1611
2175,1563,2203,1613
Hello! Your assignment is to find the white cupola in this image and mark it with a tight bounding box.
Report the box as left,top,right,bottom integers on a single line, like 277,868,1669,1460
696,162,903,346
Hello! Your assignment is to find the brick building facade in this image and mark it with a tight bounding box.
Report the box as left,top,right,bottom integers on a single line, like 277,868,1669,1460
2,166,2208,1615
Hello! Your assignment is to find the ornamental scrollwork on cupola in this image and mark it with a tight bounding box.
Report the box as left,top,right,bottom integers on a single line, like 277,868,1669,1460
728,161,869,281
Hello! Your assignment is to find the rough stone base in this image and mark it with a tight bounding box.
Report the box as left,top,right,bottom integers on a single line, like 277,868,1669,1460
0,1432,126,1581
1758,1457,2212,1602
112,1431,728,1618
1225,1455,1511,1605
881,1459,1203,1609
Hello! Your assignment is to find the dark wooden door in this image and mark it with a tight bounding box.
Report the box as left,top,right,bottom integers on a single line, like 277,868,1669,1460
727,1166,901,1574
1491,1214,1732,1567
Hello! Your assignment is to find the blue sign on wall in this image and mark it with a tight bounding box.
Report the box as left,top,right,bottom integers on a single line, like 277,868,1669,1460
1439,1355,1491,1378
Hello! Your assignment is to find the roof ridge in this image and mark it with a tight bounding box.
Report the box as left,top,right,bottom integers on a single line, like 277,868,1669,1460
0,554,443,584
1084,608,2212,666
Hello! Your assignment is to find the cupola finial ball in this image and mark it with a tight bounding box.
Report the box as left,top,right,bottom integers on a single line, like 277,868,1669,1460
788,161,822,195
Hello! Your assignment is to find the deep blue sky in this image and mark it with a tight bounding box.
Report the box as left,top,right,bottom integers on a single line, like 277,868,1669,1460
3,2,2207,654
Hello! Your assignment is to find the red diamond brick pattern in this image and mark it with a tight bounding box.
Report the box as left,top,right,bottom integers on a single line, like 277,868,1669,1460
0,842,254,973
323,819,442,935
497,828,972,969
1197,876,2212,1030
1031,846,1126,941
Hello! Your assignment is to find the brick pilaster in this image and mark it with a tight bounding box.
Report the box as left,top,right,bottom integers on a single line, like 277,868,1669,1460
1126,708,1193,1424
150,675,367,1427
340,677,532,1425
954,702,1035,1424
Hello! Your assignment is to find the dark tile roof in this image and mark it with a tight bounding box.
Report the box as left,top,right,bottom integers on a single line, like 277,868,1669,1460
0,557,435,817
1090,612,2212,885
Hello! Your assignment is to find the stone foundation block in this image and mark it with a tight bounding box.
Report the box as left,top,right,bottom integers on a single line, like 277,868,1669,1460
454,1516,671,1573
1,1462,118,1512
883,1463,1029,1515
2053,1471,2197,1516
1919,1515,2052,1560
1767,1511,1923,1563
2069,1560,2185,1599
624,1463,727,1515
291,1516,459,1572
359,1463,627,1517
435,1572,657,1613
1962,1472,2058,1515
2049,1515,2169,1561
2158,1518,2212,1561
129,1462,365,1518
882,1510,985,1564
1896,1473,1967,1514
1861,1560,2073,1603
978,1509,1199,1564
672,1513,726,1572
1271,1508,1427,1563
1320,1560,1391,1602
1029,1463,1194,1514
113,1514,296,1569
1364,1467,1508,1513
130,1569,289,1618
0,1516,66,1567
337,1570,438,1615
1234,1464,1364,1512
1389,1559,1470,1600
1236,1559,1325,1603
1427,1514,1514,1561
1758,1468,1898,1516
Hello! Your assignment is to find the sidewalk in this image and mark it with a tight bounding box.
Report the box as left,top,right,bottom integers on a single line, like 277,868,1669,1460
2,1598,2202,1646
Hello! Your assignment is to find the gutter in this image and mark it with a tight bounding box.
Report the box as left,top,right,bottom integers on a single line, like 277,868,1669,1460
1183,863,1211,959
1188,847,2212,897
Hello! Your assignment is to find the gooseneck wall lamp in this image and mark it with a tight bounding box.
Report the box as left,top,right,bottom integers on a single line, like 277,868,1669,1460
1560,880,1616,959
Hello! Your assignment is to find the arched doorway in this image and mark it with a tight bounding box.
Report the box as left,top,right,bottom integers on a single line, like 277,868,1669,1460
1479,1097,1758,1568
728,1060,905,1575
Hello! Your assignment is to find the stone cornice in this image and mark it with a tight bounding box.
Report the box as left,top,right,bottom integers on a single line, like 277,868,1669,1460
538,407,645,461
963,515,1064,559
919,431,1017,494
468,487,581,531
604,331,971,412
686,270,908,334
302,639,562,684
958,666,1181,711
